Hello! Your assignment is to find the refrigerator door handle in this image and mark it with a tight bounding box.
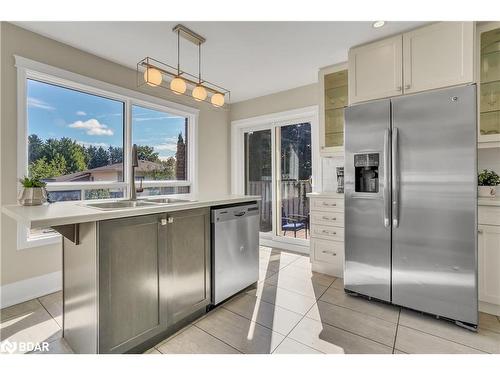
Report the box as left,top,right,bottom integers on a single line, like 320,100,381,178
392,127,399,228
383,128,391,228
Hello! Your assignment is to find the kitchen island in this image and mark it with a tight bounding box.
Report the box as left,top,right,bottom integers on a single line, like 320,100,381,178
2,194,260,354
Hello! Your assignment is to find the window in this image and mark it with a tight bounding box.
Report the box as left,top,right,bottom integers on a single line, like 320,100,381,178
131,105,190,196
16,56,198,249
27,79,125,202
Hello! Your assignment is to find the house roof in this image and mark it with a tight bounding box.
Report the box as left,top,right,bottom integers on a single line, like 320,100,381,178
52,160,163,182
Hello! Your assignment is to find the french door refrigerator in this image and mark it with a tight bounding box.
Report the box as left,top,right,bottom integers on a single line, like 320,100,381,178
344,84,478,329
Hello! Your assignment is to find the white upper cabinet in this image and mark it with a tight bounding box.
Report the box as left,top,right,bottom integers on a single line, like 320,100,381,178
348,35,403,104
348,22,475,104
403,22,474,94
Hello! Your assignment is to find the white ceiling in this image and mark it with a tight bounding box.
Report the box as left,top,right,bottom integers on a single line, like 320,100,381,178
14,21,426,102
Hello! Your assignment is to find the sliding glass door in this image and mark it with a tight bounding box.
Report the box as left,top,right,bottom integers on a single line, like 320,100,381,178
278,123,312,240
243,122,312,245
244,129,273,233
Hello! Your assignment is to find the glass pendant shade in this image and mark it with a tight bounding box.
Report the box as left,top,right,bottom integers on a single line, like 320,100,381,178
192,85,208,101
211,93,225,107
170,77,187,95
144,67,163,87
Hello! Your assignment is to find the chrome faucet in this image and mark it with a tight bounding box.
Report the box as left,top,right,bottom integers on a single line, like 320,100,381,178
130,144,139,201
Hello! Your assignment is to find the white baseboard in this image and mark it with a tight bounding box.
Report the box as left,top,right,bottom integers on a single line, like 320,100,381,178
0,271,62,309
479,300,500,316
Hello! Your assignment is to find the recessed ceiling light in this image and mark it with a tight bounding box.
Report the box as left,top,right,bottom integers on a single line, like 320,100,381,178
373,21,386,29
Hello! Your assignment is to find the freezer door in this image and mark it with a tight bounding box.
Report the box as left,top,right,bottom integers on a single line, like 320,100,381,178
391,85,477,325
344,99,392,302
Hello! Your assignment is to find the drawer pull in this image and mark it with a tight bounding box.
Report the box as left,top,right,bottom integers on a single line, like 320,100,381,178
321,250,337,256
321,230,337,235
322,216,336,220
322,202,337,207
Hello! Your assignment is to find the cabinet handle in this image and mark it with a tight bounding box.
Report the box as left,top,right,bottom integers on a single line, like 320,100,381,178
322,202,336,206
321,230,337,235
405,84,411,90
160,218,167,226
167,217,174,224
322,216,337,220
397,86,402,91
321,250,337,256
478,229,483,234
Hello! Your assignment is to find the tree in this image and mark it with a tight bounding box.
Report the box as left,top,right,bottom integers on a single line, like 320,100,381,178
28,134,44,164
137,145,159,162
86,146,110,169
108,146,123,164
29,154,67,180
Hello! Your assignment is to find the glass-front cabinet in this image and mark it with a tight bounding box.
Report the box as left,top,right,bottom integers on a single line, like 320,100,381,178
478,22,500,146
319,63,348,155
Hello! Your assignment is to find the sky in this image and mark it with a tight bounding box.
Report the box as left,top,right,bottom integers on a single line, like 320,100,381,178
27,79,187,160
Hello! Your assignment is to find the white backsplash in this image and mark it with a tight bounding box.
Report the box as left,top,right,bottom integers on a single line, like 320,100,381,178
321,155,344,192
478,148,500,175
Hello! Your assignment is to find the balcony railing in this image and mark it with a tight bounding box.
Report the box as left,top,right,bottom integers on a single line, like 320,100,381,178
247,179,312,236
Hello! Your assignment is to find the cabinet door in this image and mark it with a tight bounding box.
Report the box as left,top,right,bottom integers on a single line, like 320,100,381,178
403,22,474,94
166,208,210,324
98,214,166,354
319,64,348,155
348,35,403,104
478,225,500,306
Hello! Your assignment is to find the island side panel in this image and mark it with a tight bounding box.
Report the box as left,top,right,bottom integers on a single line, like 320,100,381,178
62,221,99,354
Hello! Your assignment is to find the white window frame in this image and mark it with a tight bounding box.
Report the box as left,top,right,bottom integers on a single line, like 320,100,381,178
231,106,320,254
15,56,199,249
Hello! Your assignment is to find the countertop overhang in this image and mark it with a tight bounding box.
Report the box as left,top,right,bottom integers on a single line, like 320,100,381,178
2,194,261,229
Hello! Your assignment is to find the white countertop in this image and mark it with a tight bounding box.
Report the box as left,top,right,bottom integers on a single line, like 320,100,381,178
306,191,344,198
478,196,500,207
2,194,261,229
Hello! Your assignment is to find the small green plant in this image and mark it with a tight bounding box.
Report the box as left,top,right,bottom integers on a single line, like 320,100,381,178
478,169,500,186
19,176,46,188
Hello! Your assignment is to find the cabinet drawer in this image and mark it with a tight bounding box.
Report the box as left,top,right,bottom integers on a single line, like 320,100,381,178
310,212,344,227
311,198,344,211
479,206,500,226
312,239,344,267
311,224,344,241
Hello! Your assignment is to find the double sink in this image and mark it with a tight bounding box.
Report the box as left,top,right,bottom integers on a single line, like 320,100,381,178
83,198,193,211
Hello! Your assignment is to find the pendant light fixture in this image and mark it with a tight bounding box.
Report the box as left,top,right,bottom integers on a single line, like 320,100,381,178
137,24,230,108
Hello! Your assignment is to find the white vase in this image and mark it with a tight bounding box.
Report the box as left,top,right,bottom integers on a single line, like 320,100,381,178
17,187,48,206
478,186,496,198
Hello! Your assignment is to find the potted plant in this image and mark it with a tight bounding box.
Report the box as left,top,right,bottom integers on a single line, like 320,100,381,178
478,169,500,198
18,176,48,206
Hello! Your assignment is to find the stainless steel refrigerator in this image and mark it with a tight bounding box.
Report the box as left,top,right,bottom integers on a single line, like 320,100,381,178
344,84,478,329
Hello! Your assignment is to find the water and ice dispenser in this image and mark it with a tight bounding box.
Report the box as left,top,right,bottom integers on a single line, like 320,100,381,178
354,153,379,193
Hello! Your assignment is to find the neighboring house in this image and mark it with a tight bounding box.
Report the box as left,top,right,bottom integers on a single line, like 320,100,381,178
50,160,165,182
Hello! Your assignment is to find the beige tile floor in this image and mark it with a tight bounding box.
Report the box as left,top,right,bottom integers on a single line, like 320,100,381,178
1,246,500,354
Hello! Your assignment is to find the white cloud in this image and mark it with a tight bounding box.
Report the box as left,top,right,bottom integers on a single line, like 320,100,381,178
76,111,87,116
68,119,114,136
154,143,177,152
28,97,55,111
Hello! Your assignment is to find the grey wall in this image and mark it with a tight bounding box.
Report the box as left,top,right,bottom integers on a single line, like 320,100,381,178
0,22,231,286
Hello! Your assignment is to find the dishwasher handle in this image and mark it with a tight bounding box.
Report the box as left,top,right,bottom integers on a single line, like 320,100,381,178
212,203,260,223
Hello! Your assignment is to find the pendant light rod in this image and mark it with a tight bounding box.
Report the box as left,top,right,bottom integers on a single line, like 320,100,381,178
177,29,180,74
198,43,202,83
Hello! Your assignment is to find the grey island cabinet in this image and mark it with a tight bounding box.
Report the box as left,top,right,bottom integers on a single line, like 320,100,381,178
64,208,211,354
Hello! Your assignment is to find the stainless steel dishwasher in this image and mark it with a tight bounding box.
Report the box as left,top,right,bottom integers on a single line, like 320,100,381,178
211,202,259,305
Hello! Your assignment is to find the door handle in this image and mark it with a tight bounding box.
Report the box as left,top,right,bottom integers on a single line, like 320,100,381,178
383,128,391,228
392,127,399,228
